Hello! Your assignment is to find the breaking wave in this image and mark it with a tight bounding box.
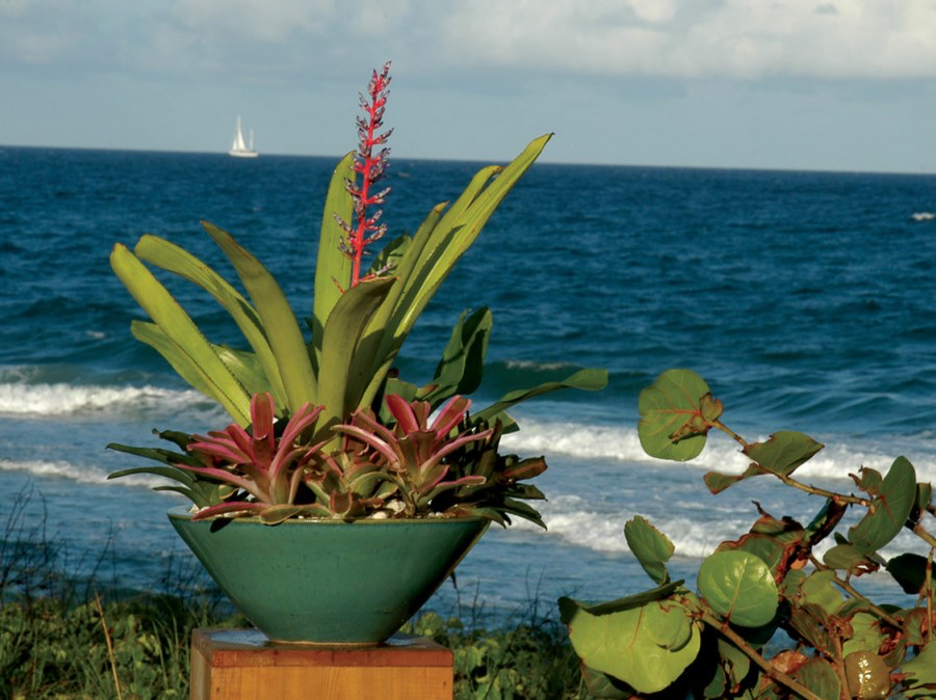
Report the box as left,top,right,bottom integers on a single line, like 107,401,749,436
501,418,936,482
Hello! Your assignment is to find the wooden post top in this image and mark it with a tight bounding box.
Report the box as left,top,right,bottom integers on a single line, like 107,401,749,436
193,628,453,669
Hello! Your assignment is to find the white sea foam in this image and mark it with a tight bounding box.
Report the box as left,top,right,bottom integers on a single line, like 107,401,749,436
501,418,936,482
0,458,170,490
0,381,206,418
517,492,919,561
508,494,761,558
503,360,579,372
911,212,935,221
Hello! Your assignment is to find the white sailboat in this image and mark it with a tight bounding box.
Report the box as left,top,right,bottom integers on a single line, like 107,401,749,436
229,116,259,158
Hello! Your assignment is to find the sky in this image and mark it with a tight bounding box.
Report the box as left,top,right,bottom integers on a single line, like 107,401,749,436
1,0,936,173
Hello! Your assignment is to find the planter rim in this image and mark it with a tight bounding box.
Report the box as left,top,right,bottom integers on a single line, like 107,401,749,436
166,504,490,526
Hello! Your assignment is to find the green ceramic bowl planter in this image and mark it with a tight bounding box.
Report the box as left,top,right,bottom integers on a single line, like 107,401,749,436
168,507,489,644
107,63,606,644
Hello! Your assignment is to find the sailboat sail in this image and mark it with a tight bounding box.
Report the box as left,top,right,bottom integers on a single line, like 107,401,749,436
229,116,259,158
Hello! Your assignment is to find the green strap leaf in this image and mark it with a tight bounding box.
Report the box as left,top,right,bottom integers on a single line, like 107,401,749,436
360,135,552,408
312,152,355,367
473,368,608,428
130,321,218,402
110,244,250,425
202,221,316,415
212,345,273,399
420,307,492,408
133,234,288,407
624,515,675,586
848,456,917,555
638,369,717,461
697,550,779,627
317,276,395,441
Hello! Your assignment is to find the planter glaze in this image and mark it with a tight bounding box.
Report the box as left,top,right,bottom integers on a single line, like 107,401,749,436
168,506,488,644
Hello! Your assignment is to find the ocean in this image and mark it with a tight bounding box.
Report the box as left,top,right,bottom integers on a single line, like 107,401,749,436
2,144,935,619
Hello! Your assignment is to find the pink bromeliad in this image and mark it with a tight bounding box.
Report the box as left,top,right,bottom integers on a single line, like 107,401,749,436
178,393,325,523
334,395,493,516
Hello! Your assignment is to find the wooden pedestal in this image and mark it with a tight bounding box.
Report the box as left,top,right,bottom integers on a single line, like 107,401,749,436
189,628,453,700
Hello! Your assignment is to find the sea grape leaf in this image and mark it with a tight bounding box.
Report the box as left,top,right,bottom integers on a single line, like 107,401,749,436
904,608,929,646
799,570,845,616
779,568,807,599
559,580,683,619
823,544,881,575
796,658,841,700
844,651,891,699
705,431,823,494
563,600,701,694
720,535,788,579
717,510,807,578
850,467,883,496
697,550,779,627
804,498,848,547
789,606,833,650
643,600,692,650
917,481,932,511
886,553,929,594
902,643,936,697
638,369,716,461
841,612,886,657
743,431,824,477
848,456,917,555
624,515,675,585
717,638,752,689
703,464,762,494
580,665,636,699
838,597,871,619
703,664,727,699
770,650,810,676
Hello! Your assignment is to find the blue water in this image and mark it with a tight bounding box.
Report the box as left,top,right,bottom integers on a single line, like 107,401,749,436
2,145,935,617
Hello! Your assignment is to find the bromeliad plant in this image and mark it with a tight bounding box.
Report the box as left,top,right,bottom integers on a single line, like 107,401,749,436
561,369,935,699
107,63,606,527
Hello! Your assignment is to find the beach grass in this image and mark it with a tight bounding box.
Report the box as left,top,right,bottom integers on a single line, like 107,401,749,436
1,592,587,699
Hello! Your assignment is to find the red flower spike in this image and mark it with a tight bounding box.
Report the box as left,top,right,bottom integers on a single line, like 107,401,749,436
337,61,393,288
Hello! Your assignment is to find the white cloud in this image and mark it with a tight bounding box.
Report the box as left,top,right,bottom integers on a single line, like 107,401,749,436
1,0,935,80
166,0,337,43
435,0,936,79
